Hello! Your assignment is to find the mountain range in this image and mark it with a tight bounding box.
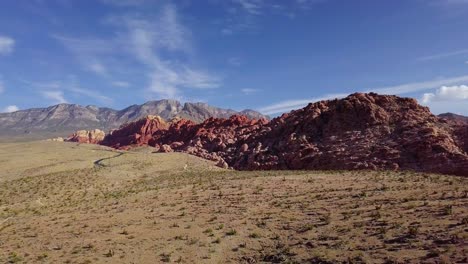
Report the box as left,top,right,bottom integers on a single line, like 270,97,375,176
0,100,267,138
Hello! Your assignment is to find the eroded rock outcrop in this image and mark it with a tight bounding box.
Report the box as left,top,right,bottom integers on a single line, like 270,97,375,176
67,129,105,144
101,115,168,149
96,93,467,176
149,115,269,165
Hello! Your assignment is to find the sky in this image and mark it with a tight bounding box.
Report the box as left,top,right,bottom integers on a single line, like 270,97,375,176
0,0,468,115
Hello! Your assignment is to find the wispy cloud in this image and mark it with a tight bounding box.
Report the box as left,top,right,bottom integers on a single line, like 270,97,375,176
87,61,108,76
367,74,468,94
112,81,130,87
221,0,324,35
100,0,149,6
259,93,347,115
120,4,220,99
228,57,242,66
53,4,220,100
53,34,112,77
26,77,113,105
417,48,468,61
0,35,15,56
259,74,468,115
68,86,113,105
0,77,4,94
2,105,19,113
233,0,263,15
241,88,258,95
41,90,68,104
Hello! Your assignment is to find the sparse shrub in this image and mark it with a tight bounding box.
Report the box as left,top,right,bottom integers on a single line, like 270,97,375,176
442,205,453,216
103,249,114,257
160,252,171,262
226,229,237,236
407,225,419,238
249,232,261,238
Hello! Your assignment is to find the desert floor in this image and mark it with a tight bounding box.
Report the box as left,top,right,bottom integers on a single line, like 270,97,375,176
0,141,467,263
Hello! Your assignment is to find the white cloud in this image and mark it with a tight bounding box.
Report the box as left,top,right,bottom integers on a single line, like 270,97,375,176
41,90,68,104
2,105,19,113
241,88,258,95
421,93,435,104
421,85,468,103
0,35,15,55
112,81,130,87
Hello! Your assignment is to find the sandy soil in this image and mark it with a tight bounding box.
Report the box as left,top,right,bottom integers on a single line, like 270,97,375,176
0,141,467,263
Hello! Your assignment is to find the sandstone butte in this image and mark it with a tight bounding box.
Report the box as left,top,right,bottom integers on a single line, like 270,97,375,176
67,93,468,176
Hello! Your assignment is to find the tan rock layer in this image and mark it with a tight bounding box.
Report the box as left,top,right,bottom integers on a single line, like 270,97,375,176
67,129,105,144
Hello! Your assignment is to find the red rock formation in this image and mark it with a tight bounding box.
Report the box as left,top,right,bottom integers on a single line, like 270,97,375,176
67,129,105,144
96,93,467,176
235,93,468,176
148,115,268,165
101,115,168,149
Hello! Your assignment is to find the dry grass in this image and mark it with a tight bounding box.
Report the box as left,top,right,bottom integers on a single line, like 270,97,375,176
0,141,467,263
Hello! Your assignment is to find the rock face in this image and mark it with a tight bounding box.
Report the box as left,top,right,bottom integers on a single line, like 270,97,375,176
67,129,105,144
99,93,467,176
101,115,168,149
0,100,268,138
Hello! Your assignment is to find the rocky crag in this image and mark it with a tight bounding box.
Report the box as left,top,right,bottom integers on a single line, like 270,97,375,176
71,93,468,176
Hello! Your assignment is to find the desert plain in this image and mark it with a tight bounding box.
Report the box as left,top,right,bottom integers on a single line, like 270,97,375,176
0,141,467,263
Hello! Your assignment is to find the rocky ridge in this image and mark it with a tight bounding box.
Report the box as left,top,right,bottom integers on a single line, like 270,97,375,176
94,93,468,176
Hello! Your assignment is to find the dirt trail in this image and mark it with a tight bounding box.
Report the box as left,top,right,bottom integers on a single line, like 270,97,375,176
93,152,125,168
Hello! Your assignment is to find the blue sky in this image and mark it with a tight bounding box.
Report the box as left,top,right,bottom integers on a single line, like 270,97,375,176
0,0,468,115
